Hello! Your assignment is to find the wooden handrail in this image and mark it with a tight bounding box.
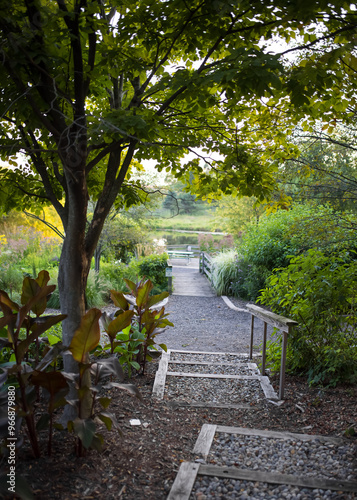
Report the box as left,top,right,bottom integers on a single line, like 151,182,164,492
199,252,214,281
246,303,298,400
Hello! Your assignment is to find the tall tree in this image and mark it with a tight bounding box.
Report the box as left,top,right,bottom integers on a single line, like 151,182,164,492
0,0,355,395
276,124,357,212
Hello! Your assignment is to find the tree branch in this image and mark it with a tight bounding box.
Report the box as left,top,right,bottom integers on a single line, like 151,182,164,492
23,210,65,239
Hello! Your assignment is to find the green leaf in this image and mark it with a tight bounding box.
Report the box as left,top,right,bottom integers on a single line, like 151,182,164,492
69,309,102,363
106,310,134,338
36,413,50,431
98,397,112,409
110,291,129,310
35,270,50,288
90,433,104,452
124,279,137,294
146,291,169,309
0,291,19,312
16,285,56,331
21,277,45,316
73,418,96,449
98,411,119,431
104,381,142,401
136,279,153,308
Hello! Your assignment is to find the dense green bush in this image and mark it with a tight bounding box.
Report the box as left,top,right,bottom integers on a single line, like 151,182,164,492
45,255,169,309
137,253,169,293
228,204,357,300
0,265,24,302
259,249,357,386
47,269,114,309
100,260,140,291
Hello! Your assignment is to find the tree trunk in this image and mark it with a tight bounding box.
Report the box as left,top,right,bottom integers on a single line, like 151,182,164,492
94,245,102,272
58,175,92,422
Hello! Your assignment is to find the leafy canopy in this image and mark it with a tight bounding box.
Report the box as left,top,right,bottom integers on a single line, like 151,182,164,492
1,0,355,224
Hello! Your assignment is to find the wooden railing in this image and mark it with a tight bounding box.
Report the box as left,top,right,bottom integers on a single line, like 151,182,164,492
246,304,298,400
199,252,214,282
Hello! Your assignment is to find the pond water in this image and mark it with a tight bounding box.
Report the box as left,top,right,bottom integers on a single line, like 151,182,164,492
151,230,225,246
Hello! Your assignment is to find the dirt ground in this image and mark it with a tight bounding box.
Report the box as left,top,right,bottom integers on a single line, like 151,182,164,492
7,363,357,500
2,294,357,499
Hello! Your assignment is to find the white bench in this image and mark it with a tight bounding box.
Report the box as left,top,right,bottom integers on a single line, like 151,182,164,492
167,250,194,264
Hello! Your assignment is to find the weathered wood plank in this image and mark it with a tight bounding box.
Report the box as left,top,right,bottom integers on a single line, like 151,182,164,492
260,375,279,401
246,304,298,333
167,462,200,500
170,349,252,356
247,363,258,371
221,295,248,312
193,424,217,458
279,329,288,400
215,426,349,445
152,351,170,399
166,401,254,410
168,361,252,366
198,465,357,493
249,314,254,358
261,321,267,375
166,372,261,380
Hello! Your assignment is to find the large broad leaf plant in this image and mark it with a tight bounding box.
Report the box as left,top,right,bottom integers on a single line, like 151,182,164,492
0,270,143,485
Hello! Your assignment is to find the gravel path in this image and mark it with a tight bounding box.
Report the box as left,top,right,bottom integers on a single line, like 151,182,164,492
160,295,273,353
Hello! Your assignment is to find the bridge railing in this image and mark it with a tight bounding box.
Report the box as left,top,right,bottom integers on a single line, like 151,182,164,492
199,252,214,282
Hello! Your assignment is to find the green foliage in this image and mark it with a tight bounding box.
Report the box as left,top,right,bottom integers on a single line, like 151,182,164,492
93,209,150,269
107,278,173,375
153,212,216,232
259,249,357,386
213,196,264,236
198,234,234,254
211,250,241,296
0,270,141,475
137,253,169,293
230,204,357,300
0,265,24,302
277,125,357,213
114,324,144,378
85,270,113,308
0,271,67,462
161,180,208,216
47,268,119,309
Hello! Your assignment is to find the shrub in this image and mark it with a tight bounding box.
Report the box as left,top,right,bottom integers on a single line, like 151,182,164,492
211,250,239,295
47,268,115,309
259,249,357,386
231,204,357,301
0,265,24,302
85,269,113,308
137,253,168,293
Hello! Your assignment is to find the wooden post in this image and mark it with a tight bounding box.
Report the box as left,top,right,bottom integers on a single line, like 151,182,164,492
249,315,254,359
279,329,288,400
261,321,267,375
